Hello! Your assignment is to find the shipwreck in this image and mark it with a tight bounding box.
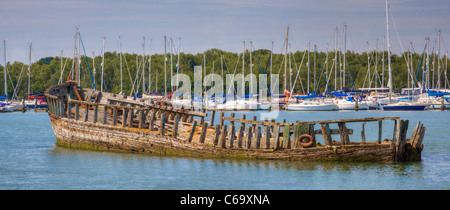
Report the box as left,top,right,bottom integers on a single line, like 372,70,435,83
45,82,425,162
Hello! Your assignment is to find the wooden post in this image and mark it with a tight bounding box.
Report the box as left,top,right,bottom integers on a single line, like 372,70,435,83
355,95,359,111
252,116,257,134
264,124,270,149
160,114,166,136
229,125,236,148
150,110,156,131
338,122,350,145
93,105,98,123
410,121,425,149
255,126,261,149
230,112,235,127
60,99,65,117
199,122,209,144
393,119,409,161
361,121,366,144
237,125,244,148
321,123,332,145
67,100,72,119
209,110,215,126
129,108,134,128
378,120,382,144
214,124,221,146
273,125,280,149
75,103,80,120
200,109,206,124
220,124,228,148
283,124,290,148
172,114,181,138
246,126,252,149
187,121,197,142
241,114,246,128
441,96,445,111
220,112,225,127
122,108,128,127
309,124,316,141
139,110,144,129
113,107,118,126
103,105,108,124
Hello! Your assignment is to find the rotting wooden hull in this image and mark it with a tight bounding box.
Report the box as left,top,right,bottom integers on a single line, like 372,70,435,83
45,82,425,162
48,113,422,162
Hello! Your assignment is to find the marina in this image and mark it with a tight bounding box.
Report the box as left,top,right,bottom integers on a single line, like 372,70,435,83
1,0,449,192
44,82,425,162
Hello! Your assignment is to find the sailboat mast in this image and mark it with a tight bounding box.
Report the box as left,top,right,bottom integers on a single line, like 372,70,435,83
164,36,167,98
242,41,245,96
250,40,254,95
438,30,441,90
142,36,146,95
119,36,123,94
3,40,7,97
307,42,310,94
284,26,289,92
386,0,393,103
101,37,105,92
335,26,338,91
28,43,32,98
343,24,347,90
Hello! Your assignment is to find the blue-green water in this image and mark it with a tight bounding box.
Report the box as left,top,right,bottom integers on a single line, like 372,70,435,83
1,110,449,190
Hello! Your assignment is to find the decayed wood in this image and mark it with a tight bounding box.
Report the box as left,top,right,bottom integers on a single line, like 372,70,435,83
410,121,426,149
160,114,166,136
321,123,332,145
361,122,366,144
214,124,221,146
229,125,236,148
173,114,181,138
283,124,290,148
378,120,383,144
246,126,252,149
393,119,409,161
255,126,261,149
273,125,280,149
200,123,208,143
338,122,350,145
220,124,227,148
264,124,270,149
45,83,425,163
187,121,197,142
237,125,244,148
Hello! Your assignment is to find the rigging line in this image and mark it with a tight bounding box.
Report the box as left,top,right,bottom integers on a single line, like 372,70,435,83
290,46,307,94
226,52,241,96
79,34,96,90
252,46,270,94
12,64,26,100
316,50,331,94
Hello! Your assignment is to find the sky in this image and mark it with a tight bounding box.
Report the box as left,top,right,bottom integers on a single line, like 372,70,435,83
1,0,450,63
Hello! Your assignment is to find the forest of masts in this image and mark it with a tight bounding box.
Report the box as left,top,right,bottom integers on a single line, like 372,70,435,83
1,29,449,101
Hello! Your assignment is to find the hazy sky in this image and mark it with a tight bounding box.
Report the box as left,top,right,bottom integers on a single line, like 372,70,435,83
1,0,449,63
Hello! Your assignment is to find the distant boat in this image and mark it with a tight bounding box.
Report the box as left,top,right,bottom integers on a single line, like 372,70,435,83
286,100,336,111
382,101,428,111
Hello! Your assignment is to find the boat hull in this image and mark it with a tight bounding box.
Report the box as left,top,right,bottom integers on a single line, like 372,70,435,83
49,115,405,162
286,104,336,111
382,105,428,111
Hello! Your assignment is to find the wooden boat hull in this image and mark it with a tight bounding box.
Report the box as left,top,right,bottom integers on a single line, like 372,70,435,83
44,82,425,163
49,115,411,162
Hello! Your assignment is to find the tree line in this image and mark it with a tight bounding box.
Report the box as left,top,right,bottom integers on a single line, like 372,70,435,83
1,48,449,100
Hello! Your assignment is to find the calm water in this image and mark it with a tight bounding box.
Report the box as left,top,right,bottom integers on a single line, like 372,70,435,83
1,110,449,190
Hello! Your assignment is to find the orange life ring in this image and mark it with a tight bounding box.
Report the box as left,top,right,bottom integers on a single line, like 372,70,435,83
298,134,315,148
